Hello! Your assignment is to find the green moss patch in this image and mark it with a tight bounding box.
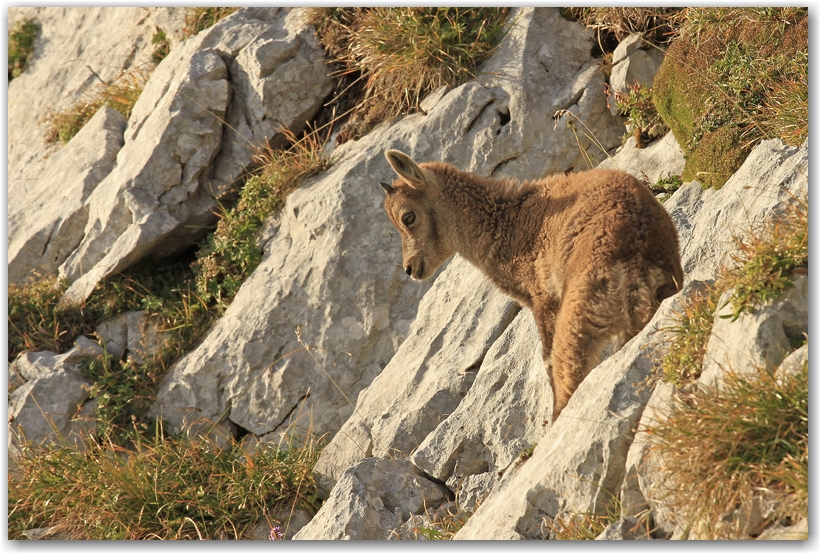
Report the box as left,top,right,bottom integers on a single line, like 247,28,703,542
653,8,807,189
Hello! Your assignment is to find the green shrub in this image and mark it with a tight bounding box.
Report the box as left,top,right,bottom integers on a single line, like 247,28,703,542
151,28,171,64
653,8,807,188
8,18,39,79
613,82,668,148
8,428,322,539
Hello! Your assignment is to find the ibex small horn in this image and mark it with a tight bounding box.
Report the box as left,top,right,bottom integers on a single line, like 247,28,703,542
379,181,394,194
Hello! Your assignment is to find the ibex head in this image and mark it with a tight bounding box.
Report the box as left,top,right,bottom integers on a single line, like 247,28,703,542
379,149,454,281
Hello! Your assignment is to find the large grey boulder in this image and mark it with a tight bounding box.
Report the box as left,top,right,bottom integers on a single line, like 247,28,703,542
313,256,519,484
293,458,449,540
58,8,333,304
151,7,623,443
454,286,688,540
665,138,808,283
8,107,126,283
477,9,623,178
410,308,551,493
7,7,183,197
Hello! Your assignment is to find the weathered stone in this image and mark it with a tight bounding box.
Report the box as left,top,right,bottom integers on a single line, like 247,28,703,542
594,517,650,540
475,8,624,178
608,37,665,115
597,131,685,186
8,338,104,449
57,8,332,304
619,378,678,537
700,275,807,388
612,34,643,65
454,289,686,540
311,256,518,485
387,501,459,540
450,472,500,514
664,138,808,283
756,518,808,540
152,7,617,450
292,458,449,540
411,309,550,485
776,344,807,386
7,7,181,199
96,311,167,364
8,107,126,283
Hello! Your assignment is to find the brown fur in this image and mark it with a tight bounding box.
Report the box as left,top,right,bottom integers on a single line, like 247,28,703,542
380,150,683,421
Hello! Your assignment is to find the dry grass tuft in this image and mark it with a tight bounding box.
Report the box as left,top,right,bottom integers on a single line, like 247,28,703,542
646,359,808,539
182,7,239,38
306,8,509,142
562,7,683,47
8,422,323,540
44,67,149,145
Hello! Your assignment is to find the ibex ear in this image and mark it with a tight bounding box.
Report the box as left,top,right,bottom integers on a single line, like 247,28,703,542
379,181,395,195
385,150,426,190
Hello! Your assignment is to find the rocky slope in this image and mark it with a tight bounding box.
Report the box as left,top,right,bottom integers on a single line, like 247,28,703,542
7,7,808,540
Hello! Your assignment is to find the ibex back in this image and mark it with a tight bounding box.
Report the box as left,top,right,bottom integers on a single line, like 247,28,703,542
379,150,683,421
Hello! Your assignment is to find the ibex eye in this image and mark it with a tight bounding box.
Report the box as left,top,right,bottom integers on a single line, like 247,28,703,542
401,212,416,226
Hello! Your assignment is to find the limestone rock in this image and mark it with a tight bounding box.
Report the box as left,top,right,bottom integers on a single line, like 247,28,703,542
454,289,686,540
594,517,650,540
151,7,619,448
475,8,624,178
7,7,180,199
411,308,551,486
700,275,807,388
292,458,449,540
96,311,167,364
664,138,808,284
56,8,332,304
612,34,643,65
597,131,685,187
608,34,665,115
776,344,808,386
756,518,808,540
8,337,103,449
8,107,126,283
311,256,518,485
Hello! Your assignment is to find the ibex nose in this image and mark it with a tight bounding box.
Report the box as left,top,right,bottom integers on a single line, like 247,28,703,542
405,265,413,276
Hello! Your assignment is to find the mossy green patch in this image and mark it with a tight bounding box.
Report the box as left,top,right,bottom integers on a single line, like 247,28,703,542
652,8,807,189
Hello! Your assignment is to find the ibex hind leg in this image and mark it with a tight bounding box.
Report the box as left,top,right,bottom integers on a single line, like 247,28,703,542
548,263,658,420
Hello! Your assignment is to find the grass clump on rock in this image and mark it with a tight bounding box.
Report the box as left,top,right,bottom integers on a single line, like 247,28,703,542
661,198,807,385
8,428,322,540
647,358,807,539
8,18,39,79
194,128,333,312
44,67,149,145
307,7,510,142
182,7,239,38
653,7,807,188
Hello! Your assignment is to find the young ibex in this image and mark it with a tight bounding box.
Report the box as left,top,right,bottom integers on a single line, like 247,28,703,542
379,150,683,421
